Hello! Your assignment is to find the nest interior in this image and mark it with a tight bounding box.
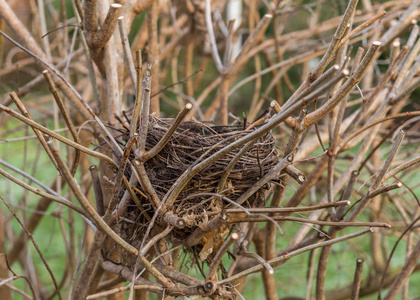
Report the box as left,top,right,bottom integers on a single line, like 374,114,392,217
110,116,280,265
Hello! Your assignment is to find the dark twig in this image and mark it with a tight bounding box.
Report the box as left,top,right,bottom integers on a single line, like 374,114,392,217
89,165,104,216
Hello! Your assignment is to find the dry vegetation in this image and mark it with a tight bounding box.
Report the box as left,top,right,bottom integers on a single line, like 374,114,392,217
1,0,420,299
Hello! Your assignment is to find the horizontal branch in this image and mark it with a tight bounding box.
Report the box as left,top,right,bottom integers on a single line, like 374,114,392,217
0,103,118,169
0,167,88,218
227,215,391,228
206,200,351,216
217,228,373,285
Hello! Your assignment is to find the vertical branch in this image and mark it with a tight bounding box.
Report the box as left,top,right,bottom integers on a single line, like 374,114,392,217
223,19,235,68
89,165,104,216
315,228,338,300
346,130,405,222
130,50,143,137
185,30,195,97
136,68,152,157
306,249,319,300
390,40,400,65
132,160,161,209
351,259,364,300
0,218,11,300
327,49,363,213
219,73,230,125
43,70,81,175
205,0,224,73
219,20,236,125
83,0,98,36
36,0,52,60
72,231,107,300
98,3,122,125
148,1,160,115
383,239,420,300
206,232,239,281
118,16,137,95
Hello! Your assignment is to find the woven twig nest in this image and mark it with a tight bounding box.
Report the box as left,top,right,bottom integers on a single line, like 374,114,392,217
111,115,280,266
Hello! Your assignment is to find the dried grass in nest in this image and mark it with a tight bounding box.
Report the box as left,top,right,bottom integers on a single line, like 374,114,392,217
111,115,280,265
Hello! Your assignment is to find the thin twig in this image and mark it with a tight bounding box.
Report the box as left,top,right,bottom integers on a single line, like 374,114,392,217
0,168,88,218
227,215,390,228
42,71,81,175
206,200,351,216
0,103,118,168
0,194,62,300
8,92,59,171
0,29,124,156
217,228,373,285
207,232,239,281
118,16,136,95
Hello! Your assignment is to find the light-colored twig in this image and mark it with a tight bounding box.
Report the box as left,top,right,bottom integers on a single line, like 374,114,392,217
217,228,373,285
305,41,381,128
205,0,224,73
89,4,122,49
351,259,364,300
136,68,152,157
118,16,136,95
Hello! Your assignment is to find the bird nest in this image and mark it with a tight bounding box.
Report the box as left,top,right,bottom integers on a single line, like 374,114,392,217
109,115,280,266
